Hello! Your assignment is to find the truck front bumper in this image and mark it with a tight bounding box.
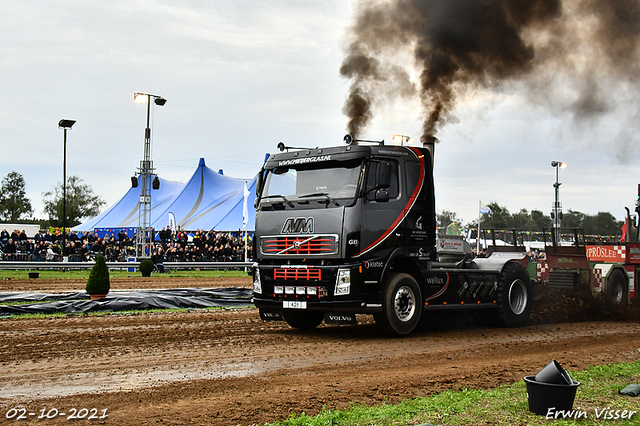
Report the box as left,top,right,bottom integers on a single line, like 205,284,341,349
253,295,383,314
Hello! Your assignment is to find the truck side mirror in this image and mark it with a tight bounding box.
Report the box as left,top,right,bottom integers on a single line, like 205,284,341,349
377,162,392,188
255,170,265,208
375,162,392,201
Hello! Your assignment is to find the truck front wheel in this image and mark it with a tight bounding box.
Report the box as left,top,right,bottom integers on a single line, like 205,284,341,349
375,273,422,335
282,310,324,330
495,262,533,327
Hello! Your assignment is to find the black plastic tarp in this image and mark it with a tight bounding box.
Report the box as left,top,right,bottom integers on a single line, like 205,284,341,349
0,288,253,315
0,292,87,303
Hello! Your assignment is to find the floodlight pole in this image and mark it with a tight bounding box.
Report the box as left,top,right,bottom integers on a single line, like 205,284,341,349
551,161,565,245
58,119,75,261
134,93,166,259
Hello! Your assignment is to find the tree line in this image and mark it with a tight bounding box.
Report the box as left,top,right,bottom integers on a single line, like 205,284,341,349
0,171,104,228
438,202,625,238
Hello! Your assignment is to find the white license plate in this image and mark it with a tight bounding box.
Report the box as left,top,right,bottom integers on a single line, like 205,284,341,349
283,300,307,309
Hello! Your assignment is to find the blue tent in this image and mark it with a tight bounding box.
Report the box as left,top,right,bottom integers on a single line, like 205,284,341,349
74,158,257,232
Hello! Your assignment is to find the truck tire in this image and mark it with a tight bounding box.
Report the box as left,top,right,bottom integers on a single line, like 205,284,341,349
282,310,324,330
375,273,422,335
607,269,629,306
495,262,532,327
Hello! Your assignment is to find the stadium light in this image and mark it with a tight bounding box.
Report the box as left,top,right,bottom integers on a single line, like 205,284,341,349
133,93,166,258
551,161,567,245
58,119,76,260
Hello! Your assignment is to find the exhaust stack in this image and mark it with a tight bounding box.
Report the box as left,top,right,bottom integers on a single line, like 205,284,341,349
422,135,437,165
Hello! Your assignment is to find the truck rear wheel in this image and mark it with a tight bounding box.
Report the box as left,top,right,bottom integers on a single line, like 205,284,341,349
607,269,629,306
375,273,422,335
282,310,324,330
495,262,532,327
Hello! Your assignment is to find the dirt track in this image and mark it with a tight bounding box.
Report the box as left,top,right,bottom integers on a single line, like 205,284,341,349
1,277,640,425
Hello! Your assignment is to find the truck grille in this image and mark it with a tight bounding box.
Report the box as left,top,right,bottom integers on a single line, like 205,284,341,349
274,268,321,280
261,234,339,256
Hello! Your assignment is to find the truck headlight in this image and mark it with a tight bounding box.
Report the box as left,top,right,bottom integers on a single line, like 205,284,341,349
335,268,351,295
253,267,262,294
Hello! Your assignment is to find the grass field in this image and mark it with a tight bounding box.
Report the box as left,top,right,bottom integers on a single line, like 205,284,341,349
267,360,640,426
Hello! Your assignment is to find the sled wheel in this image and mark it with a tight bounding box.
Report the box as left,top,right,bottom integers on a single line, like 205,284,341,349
282,310,324,330
607,269,629,306
376,273,421,335
495,262,533,327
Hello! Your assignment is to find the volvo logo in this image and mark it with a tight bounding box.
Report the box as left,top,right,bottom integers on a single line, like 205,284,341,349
282,217,314,234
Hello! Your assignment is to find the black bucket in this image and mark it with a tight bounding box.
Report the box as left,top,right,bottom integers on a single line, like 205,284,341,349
524,376,581,416
535,359,572,384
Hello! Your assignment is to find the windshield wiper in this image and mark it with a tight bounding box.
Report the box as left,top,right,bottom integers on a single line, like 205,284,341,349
262,194,294,208
299,192,339,206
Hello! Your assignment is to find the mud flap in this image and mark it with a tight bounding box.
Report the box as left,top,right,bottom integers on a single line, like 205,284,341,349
324,313,357,325
260,310,283,321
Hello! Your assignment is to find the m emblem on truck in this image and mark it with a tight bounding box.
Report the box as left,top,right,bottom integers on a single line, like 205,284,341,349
282,217,314,234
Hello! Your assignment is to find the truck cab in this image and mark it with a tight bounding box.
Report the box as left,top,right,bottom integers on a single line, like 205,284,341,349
253,136,532,335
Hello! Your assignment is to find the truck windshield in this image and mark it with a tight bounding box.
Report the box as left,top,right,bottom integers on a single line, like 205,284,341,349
262,161,362,204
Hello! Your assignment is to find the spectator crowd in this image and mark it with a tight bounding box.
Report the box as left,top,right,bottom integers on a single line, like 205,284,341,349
0,227,253,263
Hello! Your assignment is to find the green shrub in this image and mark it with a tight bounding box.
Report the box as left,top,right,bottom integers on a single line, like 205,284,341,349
85,255,110,295
139,259,155,277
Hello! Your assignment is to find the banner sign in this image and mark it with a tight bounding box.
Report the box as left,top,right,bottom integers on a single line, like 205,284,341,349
585,245,626,263
94,227,136,239
627,243,640,264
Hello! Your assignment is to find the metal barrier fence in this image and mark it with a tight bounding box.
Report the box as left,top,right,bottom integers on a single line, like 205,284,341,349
0,261,253,271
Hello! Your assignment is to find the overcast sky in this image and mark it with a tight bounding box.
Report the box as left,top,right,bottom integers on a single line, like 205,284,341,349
1,0,639,227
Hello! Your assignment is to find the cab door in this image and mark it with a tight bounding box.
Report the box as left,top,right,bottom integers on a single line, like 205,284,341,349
354,159,402,258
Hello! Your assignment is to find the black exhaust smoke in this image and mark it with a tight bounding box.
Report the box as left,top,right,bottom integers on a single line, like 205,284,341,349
340,0,640,145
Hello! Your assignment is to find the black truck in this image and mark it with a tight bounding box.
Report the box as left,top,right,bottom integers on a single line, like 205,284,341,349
252,135,532,335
